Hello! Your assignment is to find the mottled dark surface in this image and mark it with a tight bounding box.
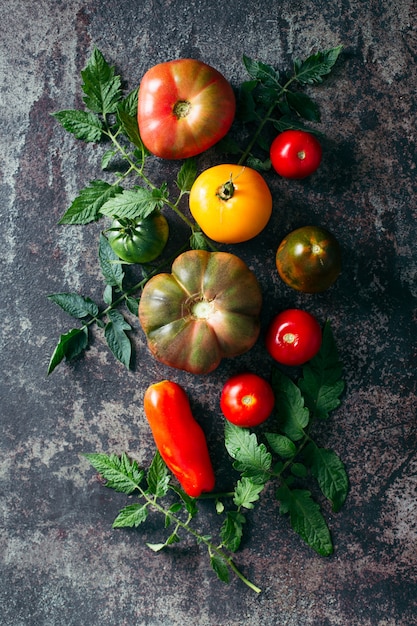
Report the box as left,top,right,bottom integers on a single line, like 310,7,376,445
1,1,417,624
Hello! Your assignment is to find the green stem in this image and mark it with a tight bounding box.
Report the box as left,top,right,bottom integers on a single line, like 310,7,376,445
136,484,262,593
105,126,196,231
82,242,190,331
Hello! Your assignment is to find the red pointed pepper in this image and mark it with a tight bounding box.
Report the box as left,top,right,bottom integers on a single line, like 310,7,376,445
143,381,215,497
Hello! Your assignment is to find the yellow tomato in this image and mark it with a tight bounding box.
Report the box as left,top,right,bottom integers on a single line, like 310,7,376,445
189,164,273,244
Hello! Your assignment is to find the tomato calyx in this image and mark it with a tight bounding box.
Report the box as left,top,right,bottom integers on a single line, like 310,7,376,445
189,297,215,320
105,216,136,237
216,168,248,201
216,175,236,201
173,100,192,119
283,332,296,344
241,394,256,407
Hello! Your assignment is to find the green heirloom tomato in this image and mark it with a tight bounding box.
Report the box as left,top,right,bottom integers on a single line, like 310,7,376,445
138,250,263,374
106,212,169,264
276,225,341,293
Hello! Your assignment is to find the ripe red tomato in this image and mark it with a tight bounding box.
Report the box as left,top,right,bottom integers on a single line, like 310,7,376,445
220,373,275,427
270,130,322,179
276,225,342,293
137,59,236,160
265,309,322,366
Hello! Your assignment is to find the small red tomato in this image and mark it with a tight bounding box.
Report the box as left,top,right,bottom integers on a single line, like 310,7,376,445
220,373,275,427
265,309,322,366
270,130,322,179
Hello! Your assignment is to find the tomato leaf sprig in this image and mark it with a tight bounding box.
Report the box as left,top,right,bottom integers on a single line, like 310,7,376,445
221,45,343,170
84,322,347,590
52,48,199,230
47,234,192,374
84,450,262,594
222,322,348,557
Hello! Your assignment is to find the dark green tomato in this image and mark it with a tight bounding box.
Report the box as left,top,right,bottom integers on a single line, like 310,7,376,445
276,225,341,293
106,213,169,264
138,250,262,374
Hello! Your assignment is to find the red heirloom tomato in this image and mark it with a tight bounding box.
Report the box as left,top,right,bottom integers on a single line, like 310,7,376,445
137,59,236,160
143,380,215,497
270,130,322,179
189,164,273,243
276,225,342,293
138,250,262,374
265,309,322,366
220,373,275,427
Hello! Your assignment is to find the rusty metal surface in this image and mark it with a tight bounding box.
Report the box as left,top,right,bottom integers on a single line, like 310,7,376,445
1,0,416,624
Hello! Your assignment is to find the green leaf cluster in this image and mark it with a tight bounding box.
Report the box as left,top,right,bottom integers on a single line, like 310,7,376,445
227,46,343,169
51,48,199,235
84,449,260,591
223,322,348,557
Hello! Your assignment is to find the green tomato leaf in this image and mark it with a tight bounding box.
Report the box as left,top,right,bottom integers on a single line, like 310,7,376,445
98,233,125,288
189,230,212,251
304,442,349,512
104,309,132,369
233,477,265,510
59,180,123,225
52,110,103,142
47,293,99,319
293,45,343,85
146,542,167,553
176,158,197,193
147,452,170,497
81,47,122,115
265,433,297,460
126,296,140,316
246,155,271,172
169,485,199,518
285,91,321,122
271,368,310,441
47,327,88,375
224,422,271,484
243,55,280,86
299,321,345,420
99,187,160,220
151,183,169,208
276,483,333,556
210,554,230,584
103,284,113,306
84,452,144,494
165,532,181,546
236,79,258,123
220,511,246,553
118,87,139,117
117,93,144,149
101,149,117,170
112,503,149,528
290,462,308,478
272,114,321,134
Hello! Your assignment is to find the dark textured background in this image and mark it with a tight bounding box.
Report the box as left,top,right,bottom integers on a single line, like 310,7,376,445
1,1,416,624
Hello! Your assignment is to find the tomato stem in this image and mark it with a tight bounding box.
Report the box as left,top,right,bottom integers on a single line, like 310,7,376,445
216,176,235,201
104,125,197,232
134,482,261,593
173,100,191,118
